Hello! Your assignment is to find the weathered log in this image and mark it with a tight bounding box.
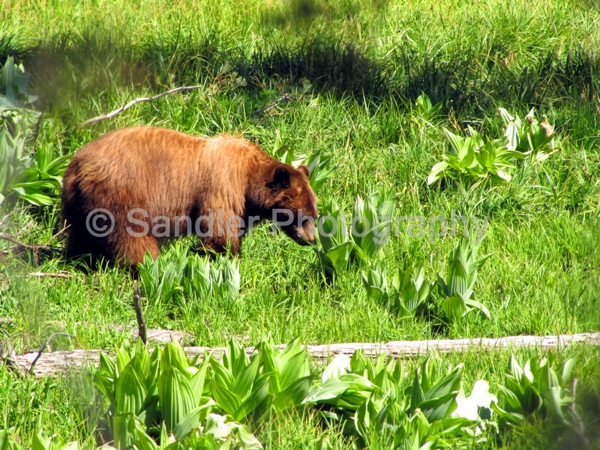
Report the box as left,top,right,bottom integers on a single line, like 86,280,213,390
9,332,600,377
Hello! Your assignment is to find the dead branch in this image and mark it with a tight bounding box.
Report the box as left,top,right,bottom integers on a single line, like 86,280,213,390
0,207,28,229
252,94,291,117
80,85,206,127
29,332,75,374
43,222,70,247
9,332,600,377
132,281,148,345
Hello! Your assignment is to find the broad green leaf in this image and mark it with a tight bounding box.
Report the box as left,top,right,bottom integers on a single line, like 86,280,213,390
239,374,270,420
278,348,309,391
427,161,448,185
356,221,392,259
115,363,147,415
326,241,353,269
189,358,210,406
212,379,242,416
560,357,577,385
424,365,463,401
173,400,215,440
31,431,51,450
464,298,491,319
442,295,468,321
273,376,312,411
234,354,260,401
491,402,525,426
158,367,196,431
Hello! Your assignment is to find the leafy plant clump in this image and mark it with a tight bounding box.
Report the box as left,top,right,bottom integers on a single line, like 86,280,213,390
317,188,395,276
273,132,336,192
306,352,496,448
362,263,433,319
0,127,69,207
0,57,39,131
427,108,557,186
492,354,578,428
94,339,262,449
137,243,240,306
436,234,492,321
0,58,68,208
94,338,500,450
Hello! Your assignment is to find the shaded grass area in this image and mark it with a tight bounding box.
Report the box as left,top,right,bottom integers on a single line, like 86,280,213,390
2,0,600,120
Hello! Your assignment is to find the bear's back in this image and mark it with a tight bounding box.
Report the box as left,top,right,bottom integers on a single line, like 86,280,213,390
63,126,271,218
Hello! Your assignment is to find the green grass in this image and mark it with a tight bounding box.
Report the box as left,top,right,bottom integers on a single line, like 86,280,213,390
1,0,600,447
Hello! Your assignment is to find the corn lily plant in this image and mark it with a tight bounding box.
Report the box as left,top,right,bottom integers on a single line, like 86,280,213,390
436,235,492,321
316,198,353,275
138,243,240,305
499,108,557,161
0,127,69,207
274,132,335,193
492,354,577,428
351,188,395,261
306,353,494,449
317,190,395,276
427,109,557,186
94,339,262,449
362,264,432,319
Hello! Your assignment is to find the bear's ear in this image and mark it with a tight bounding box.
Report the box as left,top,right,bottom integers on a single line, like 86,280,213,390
269,165,291,191
298,164,310,177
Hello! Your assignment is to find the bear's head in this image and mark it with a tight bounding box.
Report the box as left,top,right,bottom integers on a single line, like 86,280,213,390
265,164,318,246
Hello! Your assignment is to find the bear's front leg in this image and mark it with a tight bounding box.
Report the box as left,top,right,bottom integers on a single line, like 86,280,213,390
199,235,241,256
196,212,243,256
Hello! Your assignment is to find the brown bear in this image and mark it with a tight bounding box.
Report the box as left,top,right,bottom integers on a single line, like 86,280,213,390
61,126,318,266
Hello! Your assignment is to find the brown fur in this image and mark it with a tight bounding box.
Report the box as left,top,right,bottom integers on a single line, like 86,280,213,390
61,126,318,266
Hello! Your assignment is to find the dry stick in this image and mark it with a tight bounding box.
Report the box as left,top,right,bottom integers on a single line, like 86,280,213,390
0,233,62,264
29,332,75,374
252,93,292,116
132,281,148,345
0,221,67,262
0,207,28,229
80,85,206,127
43,222,70,247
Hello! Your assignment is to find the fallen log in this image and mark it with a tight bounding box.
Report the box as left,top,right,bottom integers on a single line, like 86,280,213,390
10,332,600,377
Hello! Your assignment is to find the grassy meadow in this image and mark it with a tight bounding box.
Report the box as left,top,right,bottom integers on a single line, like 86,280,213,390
1,0,600,448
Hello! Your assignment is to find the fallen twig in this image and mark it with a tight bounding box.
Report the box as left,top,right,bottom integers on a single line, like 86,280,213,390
29,332,75,374
80,85,206,126
0,207,28,229
44,222,70,247
0,233,63,264
252,94,291,117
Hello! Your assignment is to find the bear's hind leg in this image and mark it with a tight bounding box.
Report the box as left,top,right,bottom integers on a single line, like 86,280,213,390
114,234,160,267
